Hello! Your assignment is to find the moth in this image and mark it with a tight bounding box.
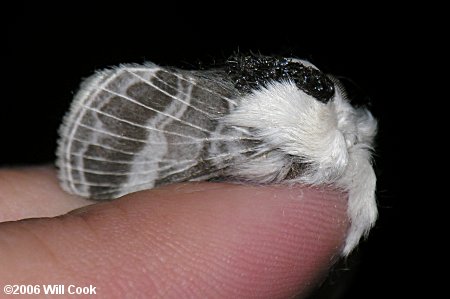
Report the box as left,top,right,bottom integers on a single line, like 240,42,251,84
56,54,377,255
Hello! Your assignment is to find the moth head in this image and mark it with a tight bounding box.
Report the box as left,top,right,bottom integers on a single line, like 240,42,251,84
225,55,377,182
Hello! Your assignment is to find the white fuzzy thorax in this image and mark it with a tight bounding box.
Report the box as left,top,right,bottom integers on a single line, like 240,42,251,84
226,81,377,255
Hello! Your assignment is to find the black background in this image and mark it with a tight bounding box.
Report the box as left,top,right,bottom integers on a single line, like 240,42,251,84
3,4,431,298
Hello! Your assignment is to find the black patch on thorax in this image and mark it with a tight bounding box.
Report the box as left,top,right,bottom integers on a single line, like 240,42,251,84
226,54,335,103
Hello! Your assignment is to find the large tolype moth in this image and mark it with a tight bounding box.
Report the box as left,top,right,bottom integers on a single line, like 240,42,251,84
56,54,377,255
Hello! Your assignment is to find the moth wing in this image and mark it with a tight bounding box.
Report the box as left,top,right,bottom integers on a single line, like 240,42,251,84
57,63,248,199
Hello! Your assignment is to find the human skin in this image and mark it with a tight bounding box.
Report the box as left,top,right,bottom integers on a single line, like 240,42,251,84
0,166,349,298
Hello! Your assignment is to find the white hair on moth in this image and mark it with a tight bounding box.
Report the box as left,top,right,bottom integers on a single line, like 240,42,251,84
225,81,377,255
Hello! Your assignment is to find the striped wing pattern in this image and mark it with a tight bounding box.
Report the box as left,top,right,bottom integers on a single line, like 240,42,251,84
57,64,256,199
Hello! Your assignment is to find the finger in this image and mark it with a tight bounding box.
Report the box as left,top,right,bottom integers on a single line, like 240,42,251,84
0,166,94,222
0,183,348,298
